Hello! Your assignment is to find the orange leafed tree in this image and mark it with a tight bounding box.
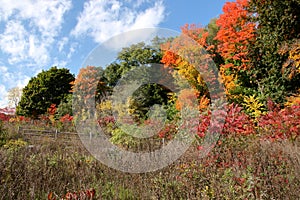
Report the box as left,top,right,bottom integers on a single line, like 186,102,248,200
215,0,255,70
213,0,256,100
161,24,223,110
71,66,109,123
161,24,208,94
181,24,209,48
71,66,108,103
72,66,100,92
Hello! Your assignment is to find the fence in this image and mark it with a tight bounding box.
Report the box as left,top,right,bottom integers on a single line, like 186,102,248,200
18,126,84,146
18,126,166,152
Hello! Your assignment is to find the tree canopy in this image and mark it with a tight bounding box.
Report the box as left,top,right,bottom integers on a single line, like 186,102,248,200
104,41,164,87
246,0,300,104
16,67,74,117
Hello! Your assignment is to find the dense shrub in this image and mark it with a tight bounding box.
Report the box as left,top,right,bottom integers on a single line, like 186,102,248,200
258,101,300,141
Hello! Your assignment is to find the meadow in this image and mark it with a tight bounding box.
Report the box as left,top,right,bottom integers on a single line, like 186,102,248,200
0,109,300,200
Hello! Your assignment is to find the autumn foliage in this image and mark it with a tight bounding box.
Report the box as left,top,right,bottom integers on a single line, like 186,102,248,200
215,0,255,70
1,0,300,199
259,101,300,141
197,103,254,140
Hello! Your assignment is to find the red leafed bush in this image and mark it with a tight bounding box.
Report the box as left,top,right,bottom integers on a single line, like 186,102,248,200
198,103,255,138
60,114,73,123
258,101,300,141
0,113,10,122
15,115,31,122
0,107,15,121
223,103,255,135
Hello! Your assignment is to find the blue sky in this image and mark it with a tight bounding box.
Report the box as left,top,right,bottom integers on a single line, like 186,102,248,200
0,0,230,107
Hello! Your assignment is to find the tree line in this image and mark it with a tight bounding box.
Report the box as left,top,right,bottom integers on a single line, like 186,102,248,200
14,0,300,121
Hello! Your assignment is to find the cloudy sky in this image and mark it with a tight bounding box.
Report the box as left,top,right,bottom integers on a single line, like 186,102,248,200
0,0,230,107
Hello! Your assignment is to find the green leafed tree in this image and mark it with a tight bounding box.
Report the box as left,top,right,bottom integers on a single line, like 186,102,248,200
129,83,171,120
16,66,75,117
246,0,300,104
56,94,73,118
103,39,171,120
104,41,164,87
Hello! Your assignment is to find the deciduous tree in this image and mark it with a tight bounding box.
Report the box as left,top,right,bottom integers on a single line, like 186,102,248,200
104,40,171,120
214,0,256,102
247,0,300,104
7,87,22,108
16,67,74,117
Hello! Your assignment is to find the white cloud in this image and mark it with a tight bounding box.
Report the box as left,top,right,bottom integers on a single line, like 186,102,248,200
0,66,8,74
0,84,8,108
0,65,13,83
0,21,27,64
71,0,165,43
0,65,30,88
132,0,152,8
0,0,72,66
58,37,69,52
0,63,31,107
0,21,49,66
16,75,30,89
52,41,78,70
28,35,49,65
67,42,78,59
52,58,68,69
0,0,72,37
103,28,159,51
131,1,165,29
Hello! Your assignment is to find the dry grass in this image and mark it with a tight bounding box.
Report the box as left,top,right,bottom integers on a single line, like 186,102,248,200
0,122,300,199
